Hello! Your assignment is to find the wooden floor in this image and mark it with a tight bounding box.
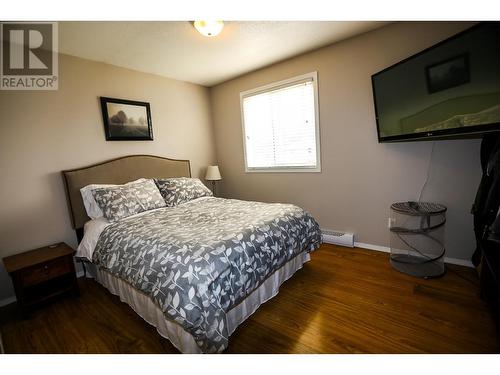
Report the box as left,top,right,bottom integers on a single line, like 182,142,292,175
1,244,498,353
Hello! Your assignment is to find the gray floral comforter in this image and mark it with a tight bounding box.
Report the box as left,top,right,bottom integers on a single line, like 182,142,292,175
92,197,321,353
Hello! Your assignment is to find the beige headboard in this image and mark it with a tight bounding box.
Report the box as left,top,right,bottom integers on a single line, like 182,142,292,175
62,155,191,230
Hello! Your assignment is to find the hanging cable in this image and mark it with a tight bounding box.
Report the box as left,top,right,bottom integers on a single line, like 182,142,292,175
417,141,435,203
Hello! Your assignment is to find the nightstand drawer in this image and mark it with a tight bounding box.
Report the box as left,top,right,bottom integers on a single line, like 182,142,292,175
20,257,72,287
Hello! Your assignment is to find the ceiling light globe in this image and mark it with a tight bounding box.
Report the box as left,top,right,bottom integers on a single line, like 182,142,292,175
194,21,224,37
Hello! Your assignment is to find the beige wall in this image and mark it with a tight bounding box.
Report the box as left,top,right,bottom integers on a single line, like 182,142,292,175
0,22,484,302
210,21,481,262
0,54,216,301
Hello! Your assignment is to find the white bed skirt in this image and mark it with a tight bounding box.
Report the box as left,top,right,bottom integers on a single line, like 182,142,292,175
86,252,311,353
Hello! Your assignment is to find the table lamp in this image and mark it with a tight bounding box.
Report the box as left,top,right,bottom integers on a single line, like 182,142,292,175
205,165,222,196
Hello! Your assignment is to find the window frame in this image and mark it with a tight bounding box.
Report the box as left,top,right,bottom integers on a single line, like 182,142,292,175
239,71,321,173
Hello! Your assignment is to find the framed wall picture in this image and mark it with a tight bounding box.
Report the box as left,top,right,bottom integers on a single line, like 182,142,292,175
100,97,153,141
425,53,470,94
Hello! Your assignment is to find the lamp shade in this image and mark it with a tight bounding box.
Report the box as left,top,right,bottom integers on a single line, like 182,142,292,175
205,165,222,181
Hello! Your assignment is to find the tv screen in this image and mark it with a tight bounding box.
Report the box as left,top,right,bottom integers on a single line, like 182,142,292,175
372,22,500,143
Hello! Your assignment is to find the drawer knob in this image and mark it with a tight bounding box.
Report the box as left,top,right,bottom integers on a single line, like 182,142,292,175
44,265,49,270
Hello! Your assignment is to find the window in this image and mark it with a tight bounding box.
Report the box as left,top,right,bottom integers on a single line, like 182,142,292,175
240,72,321,172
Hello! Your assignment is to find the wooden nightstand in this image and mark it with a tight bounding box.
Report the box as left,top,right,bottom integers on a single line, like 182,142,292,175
2,242,79,314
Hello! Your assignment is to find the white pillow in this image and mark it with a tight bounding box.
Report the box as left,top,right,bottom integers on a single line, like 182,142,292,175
80,178,146,220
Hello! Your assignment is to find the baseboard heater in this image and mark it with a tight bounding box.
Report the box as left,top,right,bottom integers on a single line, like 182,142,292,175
322,230,354,248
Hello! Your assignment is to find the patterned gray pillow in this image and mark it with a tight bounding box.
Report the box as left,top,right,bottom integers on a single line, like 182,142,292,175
154,177,213,206
92,179,166,222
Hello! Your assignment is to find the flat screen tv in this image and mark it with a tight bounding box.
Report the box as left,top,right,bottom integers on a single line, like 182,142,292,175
372,22,500,143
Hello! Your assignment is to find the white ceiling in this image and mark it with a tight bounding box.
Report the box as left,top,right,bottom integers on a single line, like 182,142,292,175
59,21,388,87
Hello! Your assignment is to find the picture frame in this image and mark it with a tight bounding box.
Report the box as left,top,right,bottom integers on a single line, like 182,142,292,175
100,97,153,141
425,53,470,94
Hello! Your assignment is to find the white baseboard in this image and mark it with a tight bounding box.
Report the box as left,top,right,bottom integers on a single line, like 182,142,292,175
352,241,474,268
354,241,390,253
442,257,475,268
322,232,474,268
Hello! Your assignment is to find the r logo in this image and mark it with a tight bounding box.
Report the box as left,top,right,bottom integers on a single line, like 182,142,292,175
1,22,58,90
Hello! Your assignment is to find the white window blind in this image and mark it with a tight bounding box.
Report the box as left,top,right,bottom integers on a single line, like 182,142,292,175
241,72,320,172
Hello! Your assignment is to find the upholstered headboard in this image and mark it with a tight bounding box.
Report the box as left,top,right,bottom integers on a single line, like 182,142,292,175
62,155,191,231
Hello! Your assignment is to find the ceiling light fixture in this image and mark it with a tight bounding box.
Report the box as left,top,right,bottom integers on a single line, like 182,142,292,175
193,21,224,37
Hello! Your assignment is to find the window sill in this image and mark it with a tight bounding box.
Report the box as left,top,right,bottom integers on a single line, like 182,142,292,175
245,167,321,173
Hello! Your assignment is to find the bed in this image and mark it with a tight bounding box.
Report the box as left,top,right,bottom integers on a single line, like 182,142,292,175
62,155,321,353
